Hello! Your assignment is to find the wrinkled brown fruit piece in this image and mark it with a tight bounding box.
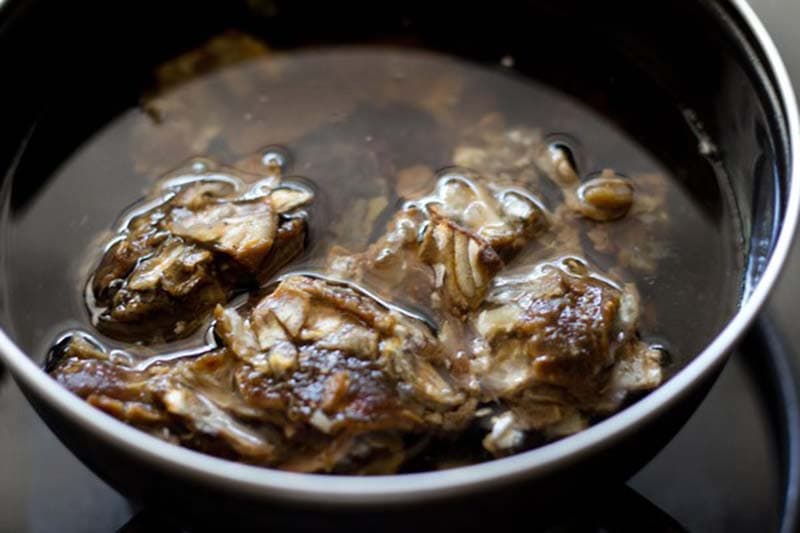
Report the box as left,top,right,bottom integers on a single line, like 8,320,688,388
52,108,666,473
90,161,313,344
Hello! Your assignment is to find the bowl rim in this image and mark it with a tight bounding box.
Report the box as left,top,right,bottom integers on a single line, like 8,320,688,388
0,0,797,506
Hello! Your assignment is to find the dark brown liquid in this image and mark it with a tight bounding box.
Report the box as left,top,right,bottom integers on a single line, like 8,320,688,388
1,45,742,374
